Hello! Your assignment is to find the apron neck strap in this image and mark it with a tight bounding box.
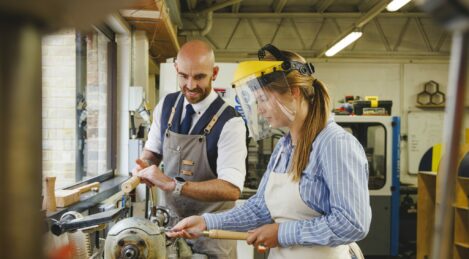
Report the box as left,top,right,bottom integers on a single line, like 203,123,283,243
167,92,183,128
203,102,229,136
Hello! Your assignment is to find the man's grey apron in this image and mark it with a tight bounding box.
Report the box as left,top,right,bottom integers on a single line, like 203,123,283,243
264,146,362,259
162,93,237,259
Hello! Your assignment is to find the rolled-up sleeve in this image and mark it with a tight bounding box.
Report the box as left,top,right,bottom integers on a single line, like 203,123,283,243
216,117,247,192
144,98,165,154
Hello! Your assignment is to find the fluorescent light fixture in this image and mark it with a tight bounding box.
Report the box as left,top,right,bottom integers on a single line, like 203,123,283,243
325,31,363,57
386,0,412,12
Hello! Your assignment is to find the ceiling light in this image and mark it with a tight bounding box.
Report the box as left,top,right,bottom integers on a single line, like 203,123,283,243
386,0,412,12
325,31,363,57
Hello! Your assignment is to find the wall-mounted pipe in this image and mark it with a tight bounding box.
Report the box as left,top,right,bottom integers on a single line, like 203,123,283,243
180,0,243,36
180,11,213,36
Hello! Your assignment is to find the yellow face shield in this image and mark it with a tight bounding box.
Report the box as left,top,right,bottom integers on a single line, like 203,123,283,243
232,61,297,141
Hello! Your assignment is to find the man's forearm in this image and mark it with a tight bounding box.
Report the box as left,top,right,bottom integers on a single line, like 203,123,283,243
140,149,162,166
181,179,240,202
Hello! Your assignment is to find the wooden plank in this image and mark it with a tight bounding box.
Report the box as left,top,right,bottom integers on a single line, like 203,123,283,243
55,182,100,207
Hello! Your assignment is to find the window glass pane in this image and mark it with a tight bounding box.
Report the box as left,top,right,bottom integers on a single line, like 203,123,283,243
42,29,77,189
338,123,387,190
84,30,110,178
42,28,113,189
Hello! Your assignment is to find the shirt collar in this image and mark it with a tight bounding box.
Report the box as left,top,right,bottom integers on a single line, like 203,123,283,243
183,89,218,115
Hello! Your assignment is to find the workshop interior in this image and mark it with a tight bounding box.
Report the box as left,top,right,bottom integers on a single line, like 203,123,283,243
0,0,468,258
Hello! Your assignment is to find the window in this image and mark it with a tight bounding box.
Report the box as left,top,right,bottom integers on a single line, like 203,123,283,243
42,27,116,189
338,123,387,190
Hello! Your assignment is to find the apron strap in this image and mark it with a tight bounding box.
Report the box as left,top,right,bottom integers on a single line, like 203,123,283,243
203,102,229,136
167,92,183,129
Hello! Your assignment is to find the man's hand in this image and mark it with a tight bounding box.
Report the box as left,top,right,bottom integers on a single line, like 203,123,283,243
246,223,279,249
132,159,148,176
166,216,207,239
135,165,176,192
132,159,152,186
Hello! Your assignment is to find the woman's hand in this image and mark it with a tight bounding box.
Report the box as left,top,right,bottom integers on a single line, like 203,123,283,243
166,216,207,239
246,223,279,249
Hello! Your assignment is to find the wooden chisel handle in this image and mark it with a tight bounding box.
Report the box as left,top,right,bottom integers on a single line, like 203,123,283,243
121,176,141,193
203,230,249,240
203,230,267,253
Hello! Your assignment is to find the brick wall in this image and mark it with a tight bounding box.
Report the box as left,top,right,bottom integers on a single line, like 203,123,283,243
42,29,76,188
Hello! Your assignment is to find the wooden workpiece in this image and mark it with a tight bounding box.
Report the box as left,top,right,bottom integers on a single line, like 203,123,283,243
121,176,141,194
55,182,100,207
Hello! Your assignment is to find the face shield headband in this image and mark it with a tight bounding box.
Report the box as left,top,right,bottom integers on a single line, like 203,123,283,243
258,44,315,76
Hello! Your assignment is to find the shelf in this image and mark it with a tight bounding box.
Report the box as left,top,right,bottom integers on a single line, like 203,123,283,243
416,104,445,108
455,242,469,249
454,244,469,259
417,173,437,259
419,171,437,176
453,204,469,210
455,177,469,209
455,207,469,248
418,172,469,259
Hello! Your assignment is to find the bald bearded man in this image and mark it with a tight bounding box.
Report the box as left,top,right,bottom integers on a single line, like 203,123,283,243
133,40,247,258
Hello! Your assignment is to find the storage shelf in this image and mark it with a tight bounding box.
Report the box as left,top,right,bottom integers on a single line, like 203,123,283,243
455,177,469,210
419,171,437,176
418,172,469,259
453,204,469,210
455,244,469,259
416,104,445,108
417,172,437,259
455,242,469,249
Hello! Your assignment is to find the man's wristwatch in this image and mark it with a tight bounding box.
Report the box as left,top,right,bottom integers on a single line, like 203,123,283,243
173,177,186,196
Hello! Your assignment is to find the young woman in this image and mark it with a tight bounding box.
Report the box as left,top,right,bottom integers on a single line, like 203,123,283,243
167,44,371,259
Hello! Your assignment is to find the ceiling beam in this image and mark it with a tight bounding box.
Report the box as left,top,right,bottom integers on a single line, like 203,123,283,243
214,49,450,61
247,19,263,47
332,18,342,33
309,18,326,49
373,19,391,51
393,17,411,51
435,31,448,52
316,0,392,57
186,0,197,11
290,18,306,49
273,0,288,13
183,12,428,19
270,18,284,44
225,18,242,49
232,2,241,13
414,17,434,52
316,0,336,13
358,0,375,12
